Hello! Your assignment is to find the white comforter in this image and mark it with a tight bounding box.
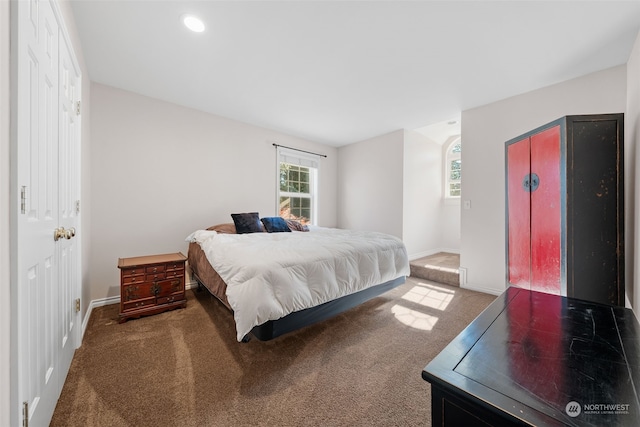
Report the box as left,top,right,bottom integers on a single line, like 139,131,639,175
187,227,410,341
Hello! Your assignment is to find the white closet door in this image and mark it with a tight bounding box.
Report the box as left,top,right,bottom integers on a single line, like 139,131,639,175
12,0,81,425
56,23,81,387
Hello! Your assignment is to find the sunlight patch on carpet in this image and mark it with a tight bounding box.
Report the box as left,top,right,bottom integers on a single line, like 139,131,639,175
391,304,439,330
401,282,455,311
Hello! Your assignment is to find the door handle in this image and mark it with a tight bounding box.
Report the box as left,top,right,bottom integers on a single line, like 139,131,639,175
54,227,66,241
54,227,76,241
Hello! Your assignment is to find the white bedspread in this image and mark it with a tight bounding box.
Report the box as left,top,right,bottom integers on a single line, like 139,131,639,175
187,227,410,341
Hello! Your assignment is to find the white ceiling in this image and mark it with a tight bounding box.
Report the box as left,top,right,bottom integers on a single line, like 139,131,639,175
70,1,640,147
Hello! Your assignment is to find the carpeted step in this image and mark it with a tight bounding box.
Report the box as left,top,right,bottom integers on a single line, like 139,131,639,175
410,252,460,287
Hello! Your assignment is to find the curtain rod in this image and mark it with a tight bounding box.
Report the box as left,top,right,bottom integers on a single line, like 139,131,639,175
272,143,327,158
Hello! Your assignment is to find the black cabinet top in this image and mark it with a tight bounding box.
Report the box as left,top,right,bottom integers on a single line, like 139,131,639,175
422,287,640,426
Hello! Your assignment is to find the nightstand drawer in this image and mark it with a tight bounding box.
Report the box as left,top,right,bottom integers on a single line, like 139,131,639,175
121,267,144,276
157,293,185,305
165,270,183,279
166,262,184,272
122,296,155,312
146,272,166,281
145,264,166,274
122,275,145,285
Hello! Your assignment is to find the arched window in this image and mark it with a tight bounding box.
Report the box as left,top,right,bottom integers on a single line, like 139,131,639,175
445,138,461,198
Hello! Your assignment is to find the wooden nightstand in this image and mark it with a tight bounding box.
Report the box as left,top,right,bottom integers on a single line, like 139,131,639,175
118,252,187,323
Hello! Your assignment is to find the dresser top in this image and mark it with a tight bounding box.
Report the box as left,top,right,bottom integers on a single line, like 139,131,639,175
423,286,640,426
118,252,186,268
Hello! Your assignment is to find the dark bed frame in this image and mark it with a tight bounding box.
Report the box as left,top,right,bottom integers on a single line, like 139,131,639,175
194,274,406,342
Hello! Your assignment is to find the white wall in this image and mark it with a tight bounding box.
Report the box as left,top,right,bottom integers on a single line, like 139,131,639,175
626,31,640,314
0,0,10,423
402,130,443,258
89,83,338,302
338,128,460,258
337,130,404,238
461,65,627,295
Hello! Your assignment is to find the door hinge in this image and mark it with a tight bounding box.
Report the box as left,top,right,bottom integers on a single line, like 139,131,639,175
75,298,81,313
75,200,80,214
20,186,26,214
76,100,81,115
22,401,28,427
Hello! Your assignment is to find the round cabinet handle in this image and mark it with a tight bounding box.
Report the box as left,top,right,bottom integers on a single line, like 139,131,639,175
522,173,540,193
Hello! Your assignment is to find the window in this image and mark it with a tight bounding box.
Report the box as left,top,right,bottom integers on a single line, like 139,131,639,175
277,148,319,225
445,138,461,198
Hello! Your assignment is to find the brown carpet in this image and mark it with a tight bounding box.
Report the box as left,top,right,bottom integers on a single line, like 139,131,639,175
51,277,495,427
409,253,460,287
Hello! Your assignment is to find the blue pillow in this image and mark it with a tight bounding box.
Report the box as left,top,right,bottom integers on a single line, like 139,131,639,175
261,217,292,233
231,212,263,234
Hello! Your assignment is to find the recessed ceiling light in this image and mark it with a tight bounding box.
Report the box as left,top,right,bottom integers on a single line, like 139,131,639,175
182,14,205,33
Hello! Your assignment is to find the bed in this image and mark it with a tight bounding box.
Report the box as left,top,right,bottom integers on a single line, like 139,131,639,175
186,219,410,342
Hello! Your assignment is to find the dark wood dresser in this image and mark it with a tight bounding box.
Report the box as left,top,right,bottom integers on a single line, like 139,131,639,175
422,287,640,426
118,252,187,323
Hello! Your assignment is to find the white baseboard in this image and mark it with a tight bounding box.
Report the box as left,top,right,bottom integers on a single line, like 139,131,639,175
439,247,460,255
460,282,504,296
408,248,460,261
81,295,120,339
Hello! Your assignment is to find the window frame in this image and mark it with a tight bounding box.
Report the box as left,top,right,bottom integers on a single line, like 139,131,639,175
276,147,319,225
444,137,461,199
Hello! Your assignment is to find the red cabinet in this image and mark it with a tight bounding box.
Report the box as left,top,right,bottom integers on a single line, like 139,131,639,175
505,114,624,306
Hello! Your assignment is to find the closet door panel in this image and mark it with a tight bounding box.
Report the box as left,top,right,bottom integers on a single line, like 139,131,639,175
506,138,531,287
530,126,562,294
568,118,623,305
